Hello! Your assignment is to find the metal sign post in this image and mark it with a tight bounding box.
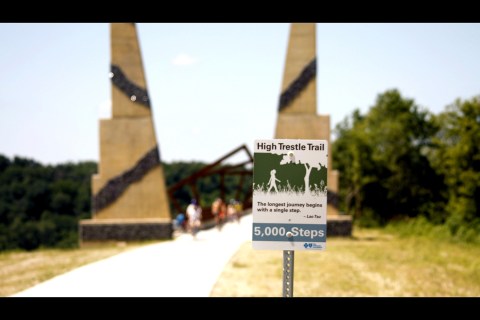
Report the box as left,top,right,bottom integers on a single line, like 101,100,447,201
283,250,294,297
252,139,328,297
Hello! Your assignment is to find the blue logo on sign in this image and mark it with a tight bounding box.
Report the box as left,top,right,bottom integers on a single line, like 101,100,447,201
304,242,322,249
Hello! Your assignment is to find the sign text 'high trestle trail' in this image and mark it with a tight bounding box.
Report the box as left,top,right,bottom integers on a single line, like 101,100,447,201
252,139,328,250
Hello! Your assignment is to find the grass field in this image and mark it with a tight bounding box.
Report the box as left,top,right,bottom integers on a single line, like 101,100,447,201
0,242,144,297
2,227,479,297
211,228,480,297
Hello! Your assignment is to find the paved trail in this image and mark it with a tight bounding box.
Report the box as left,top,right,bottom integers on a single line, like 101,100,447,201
13,214,252,297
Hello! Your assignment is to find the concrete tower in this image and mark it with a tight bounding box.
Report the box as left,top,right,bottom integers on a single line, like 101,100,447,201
80,23,172,242
274,23,342,219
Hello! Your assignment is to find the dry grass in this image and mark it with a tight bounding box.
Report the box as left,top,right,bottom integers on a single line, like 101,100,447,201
0,242,145,297
210,228,480,297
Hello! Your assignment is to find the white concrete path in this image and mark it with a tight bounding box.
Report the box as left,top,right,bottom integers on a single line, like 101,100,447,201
12,214,252,297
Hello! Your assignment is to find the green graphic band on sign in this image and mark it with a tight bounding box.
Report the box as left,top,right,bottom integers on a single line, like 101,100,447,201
253,153,327,196
252,139,328,251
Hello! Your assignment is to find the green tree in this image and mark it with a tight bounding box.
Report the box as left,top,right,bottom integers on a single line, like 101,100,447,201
428,97,480,234
365,90,442,219
333,109,377,220
333,89,444,224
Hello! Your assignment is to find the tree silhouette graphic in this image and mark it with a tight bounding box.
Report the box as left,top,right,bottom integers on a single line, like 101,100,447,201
280,153,322,194
253,152,327,196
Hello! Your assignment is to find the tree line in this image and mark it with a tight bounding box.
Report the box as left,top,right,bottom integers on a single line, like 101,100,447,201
1,88,478,250
0,157,95,251
333,89,480,241
0,157,251,251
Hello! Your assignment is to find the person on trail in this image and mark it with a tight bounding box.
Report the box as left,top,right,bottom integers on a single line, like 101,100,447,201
227,199,240,223
186,199,202,237
267,169,281,193
174,213,186,231
211,197,225,230
234,200,243,221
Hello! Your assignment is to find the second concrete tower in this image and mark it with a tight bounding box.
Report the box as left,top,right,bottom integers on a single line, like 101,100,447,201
274,23,341,219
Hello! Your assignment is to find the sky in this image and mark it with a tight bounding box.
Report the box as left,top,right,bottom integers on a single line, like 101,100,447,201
0,23,480,166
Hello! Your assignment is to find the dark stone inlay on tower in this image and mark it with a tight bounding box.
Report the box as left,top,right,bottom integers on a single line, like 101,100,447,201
110,64,151,108
278,58,317,111
93,146,160,212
